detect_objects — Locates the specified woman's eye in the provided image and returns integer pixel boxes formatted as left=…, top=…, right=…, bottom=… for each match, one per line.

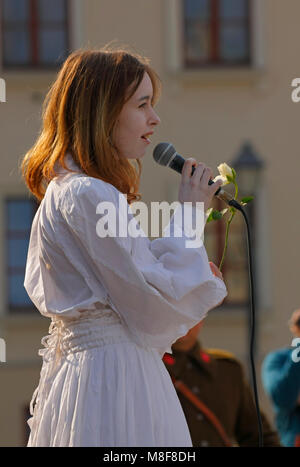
left=139, top=103, right=147, bottom=108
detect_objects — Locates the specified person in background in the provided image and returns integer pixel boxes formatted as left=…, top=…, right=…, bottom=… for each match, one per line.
left=163, top=282, right=281, bottom=447
left=262, top=309, right=300, bottom=447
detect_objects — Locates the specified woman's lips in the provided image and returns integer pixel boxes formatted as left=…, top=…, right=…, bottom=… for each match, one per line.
left=141, top=136, right=151, bottom=144
left=141, top=132, right=153, bottom=144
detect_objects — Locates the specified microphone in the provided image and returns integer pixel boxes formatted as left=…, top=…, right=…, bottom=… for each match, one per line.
left=153, top=142, right=240, bottom=208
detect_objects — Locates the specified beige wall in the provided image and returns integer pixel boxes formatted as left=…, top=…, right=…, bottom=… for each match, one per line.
left=0, top=0, right=299, bottom=445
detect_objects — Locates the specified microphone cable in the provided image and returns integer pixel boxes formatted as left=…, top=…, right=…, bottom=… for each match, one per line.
left=228, top=199, right=264, bottom=447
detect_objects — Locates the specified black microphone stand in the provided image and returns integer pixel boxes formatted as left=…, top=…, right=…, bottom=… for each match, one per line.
left=228, top=199, right=264, bottom=448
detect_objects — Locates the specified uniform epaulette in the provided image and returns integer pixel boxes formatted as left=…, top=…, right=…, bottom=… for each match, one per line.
left=206, top=348, right=237, bottom=361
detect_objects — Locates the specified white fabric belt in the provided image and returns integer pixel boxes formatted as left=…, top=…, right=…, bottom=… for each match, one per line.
left=39, top=306, right=133, bottom=363
left=29, top=306, right=133, bottom=426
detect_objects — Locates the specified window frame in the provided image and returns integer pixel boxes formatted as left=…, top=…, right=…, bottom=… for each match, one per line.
left=0, top=0, right=71, bottom=70
left=5, top=196, right=39, bottom=313
left=182, top=0, right=252, bottom=69
left=163, top=0, right=265, bottom=83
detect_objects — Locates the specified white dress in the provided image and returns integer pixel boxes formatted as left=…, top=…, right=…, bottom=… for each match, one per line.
left=25, top=153, right=227, bottom=447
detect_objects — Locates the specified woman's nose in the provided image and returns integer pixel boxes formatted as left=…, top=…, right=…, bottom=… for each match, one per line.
left=150, top=108, right=161, bottom=126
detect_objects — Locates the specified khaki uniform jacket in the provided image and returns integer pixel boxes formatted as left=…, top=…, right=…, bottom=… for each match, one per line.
left=163, top=341, right=281, bottom=447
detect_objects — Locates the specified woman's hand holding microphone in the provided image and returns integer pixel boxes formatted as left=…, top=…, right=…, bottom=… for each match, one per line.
left=178, top=158, right=225, bottom=290
left=178, top=158, right=223, bottom=212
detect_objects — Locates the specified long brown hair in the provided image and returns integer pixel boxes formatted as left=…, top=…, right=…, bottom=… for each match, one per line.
left=21, top=46, right=161, bottom=204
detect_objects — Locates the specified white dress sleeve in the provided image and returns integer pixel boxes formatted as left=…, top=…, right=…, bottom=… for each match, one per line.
left=59, top=177, right=227, bottom=356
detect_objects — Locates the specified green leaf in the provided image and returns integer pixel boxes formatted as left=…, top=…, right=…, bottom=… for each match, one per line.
left=212, top=210, right=223, bottom=220
left=241, top=196, right=254, bottom=204
left=226, top=175, right=234, bottom=184
left=207, top=208, right=229, bottom=223
left=206, top=208, right=214, bottom=223
left=231, top=167, right=237, bottom=180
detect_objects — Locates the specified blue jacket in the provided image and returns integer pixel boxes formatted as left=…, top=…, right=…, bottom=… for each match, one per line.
left=262, top=347, right=300, bottom=447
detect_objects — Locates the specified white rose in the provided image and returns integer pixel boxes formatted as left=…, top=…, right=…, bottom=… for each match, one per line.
left=217, top=162, right=232, bottom=178
left=213, top=163, right=233, bottom=186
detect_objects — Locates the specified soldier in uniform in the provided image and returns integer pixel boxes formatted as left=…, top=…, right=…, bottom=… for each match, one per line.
left=163, top=320, right=281, bottom=447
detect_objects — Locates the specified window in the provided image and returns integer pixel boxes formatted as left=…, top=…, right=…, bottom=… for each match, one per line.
left=5, top=197, right=38, bottom=312
left=204, top=197, right=254, bottom=307
left=1, top=0, right=70, bottom=69
left=183, top=0, right=251, bottom=68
